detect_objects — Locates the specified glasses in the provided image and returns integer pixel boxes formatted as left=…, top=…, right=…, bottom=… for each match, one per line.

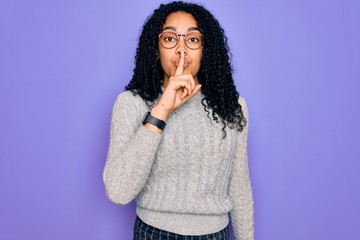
left=158, top=31, right=203, bottom=50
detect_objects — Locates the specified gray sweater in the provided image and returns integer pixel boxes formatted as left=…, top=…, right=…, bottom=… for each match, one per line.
left=103, top=90, right=254, bottom=240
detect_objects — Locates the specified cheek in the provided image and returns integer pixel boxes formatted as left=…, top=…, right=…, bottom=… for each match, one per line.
left=159, top=54, right=174, bottom=76
left=194, top=52, right=202, bottom=70
left=159, top=56, right=170, bottom=70
left=158, top=49, right=171, bottom=66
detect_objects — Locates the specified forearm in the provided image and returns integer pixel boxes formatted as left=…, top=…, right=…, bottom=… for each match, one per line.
left=103, top=125, right=162, bottom=205
left=102, top=92, right=163, bottom=205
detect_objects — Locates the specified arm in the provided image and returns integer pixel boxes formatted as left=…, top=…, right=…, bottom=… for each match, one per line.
left=102, top=92, right=163, bottom=205
left=229, top=97, right=254, bottom=240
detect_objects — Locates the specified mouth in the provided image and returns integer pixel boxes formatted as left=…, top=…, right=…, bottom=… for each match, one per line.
left=174, top=60, right=189, bottom=68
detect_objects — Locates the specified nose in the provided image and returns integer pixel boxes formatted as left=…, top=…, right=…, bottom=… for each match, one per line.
left=176, top=35, right=188, bottom=56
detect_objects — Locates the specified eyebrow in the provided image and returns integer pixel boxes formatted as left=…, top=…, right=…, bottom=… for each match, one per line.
left=162, top=26, right=201, bottom=32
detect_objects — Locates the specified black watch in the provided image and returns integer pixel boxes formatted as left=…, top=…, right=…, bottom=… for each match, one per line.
left=142, top=111, right=166, bottom=131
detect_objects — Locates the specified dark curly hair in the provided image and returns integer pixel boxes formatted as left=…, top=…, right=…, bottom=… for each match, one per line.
left=125, top=1, right=247, bottom=136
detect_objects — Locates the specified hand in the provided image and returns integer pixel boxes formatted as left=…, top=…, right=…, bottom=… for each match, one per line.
left=155, top=50, right=202, bottom=115
left=144, top=50, right=201, bottom=133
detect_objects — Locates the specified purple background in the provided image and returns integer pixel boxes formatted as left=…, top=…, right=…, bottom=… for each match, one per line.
left=1, top=0, right=359, bottom=239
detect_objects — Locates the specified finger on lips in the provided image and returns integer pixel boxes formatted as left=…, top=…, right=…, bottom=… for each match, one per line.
left=175, top=50, right=185, bottom=76
left=172, top=50, right=199, bottom=100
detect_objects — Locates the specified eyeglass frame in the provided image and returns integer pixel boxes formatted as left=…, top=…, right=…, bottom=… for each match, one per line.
left=158, top=30, right=203, bottom=50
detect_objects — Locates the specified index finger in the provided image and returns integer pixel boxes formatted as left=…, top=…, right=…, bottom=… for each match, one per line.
left=175, top=50, right=185, bottom=76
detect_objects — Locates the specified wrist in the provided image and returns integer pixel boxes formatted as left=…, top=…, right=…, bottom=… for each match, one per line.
left=143, top=111, right=166, bottom=133
left=151, top=103, right=171, bottom=121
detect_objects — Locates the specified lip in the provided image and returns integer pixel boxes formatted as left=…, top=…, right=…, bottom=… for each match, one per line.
left=174, top=60, right=190, bottom=68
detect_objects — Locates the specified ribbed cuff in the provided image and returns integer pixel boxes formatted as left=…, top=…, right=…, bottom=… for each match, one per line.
left=136, top=207, right=229, bottom=236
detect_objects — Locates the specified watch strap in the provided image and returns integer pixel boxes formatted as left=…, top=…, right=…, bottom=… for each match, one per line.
left=143, top=111, right=166, bottom=130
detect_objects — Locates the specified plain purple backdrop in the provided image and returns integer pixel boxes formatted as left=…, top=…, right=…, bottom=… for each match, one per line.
left=1, top=0, right=359, bottom=239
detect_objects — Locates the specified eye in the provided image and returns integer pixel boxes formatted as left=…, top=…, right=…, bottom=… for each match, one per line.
left=160, top=32, right=178, bottom=42
left=188, top=37, right=199, bottom=43
left=186, top=33, right=202, bottom=44
left=164, top=36, right=176, bottom=42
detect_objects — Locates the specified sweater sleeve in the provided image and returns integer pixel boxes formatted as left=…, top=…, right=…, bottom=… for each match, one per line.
left=103, top=92, right=163, bottom=205
left=229, top=97, right=254, bottom=240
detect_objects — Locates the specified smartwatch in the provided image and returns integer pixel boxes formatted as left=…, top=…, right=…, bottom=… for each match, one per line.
left=142, top=111, right=166, bottom=131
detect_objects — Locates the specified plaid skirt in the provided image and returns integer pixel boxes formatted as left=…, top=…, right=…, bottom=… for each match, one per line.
left=133, top=216, right=229, bottom=240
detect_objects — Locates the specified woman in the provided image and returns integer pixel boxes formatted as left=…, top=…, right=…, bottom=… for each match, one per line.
left=103, top=1, right=254, bottom=239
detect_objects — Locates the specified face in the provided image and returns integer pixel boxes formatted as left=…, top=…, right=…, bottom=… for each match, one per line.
left=158, top=11, right=202, bottom=86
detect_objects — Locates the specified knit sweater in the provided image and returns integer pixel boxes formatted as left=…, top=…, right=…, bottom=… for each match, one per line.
left=103, top=90, right=254, bottom=240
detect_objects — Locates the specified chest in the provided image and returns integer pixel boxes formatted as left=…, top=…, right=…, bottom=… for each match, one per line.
left=154, top=107, right=236, bottom=173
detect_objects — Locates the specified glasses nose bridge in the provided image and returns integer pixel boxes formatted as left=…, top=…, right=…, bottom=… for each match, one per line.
left=176, top=33, right=187, bottom=47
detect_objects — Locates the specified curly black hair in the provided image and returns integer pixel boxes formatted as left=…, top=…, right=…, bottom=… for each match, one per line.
left=125, top=1, right=247, bottom=136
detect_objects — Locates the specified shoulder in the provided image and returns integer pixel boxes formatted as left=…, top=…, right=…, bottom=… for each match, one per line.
left=113, top=91, right=147, bottom=108
left=112, top=91, right=149, bottom=117
left=115, top=90, right=143, bottom=103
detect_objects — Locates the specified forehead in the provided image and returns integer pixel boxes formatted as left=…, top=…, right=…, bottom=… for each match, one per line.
left=163, top=11, right=198, bottom=31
